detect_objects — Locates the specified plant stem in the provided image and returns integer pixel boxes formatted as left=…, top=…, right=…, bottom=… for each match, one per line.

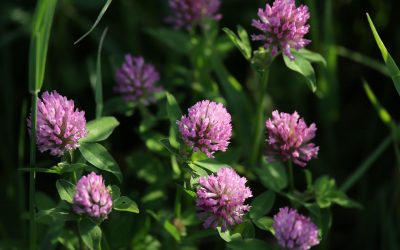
left=174, top=185, right=183, bottom=219
left=341, top=135, right=392, bottom=191
left=29, top=92, right=38, bottom=250
left=250, top=69, right=269, bottom=165
left=18, top=100, right=27, bottom=243
left=288, top=161, right=295, bottom=193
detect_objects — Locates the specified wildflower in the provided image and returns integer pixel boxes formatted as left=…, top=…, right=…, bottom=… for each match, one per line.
left=273, top=207, right=320, bottom=250
left=265, top=110, right=319, bottom=167
left=177, top=100, right=232, bottom=158
left=73, top=172, right=113, bottom=219
left=251, top=0, right=310, bottom=60
left=114, top=55, right=161, bottom=105
left=27, top=91, right=87, bottom=157
left=166, top=0, right=222, bottom=30
left=196, top=167, right=252, bottom=231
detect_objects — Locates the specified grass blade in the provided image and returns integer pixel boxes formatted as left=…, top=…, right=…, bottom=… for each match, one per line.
left=340, top=135, right=392, bottom=191
left=74, top=0, right=112, bottom=45
left=95, top=27, right=108, bottom=118
left=336, top=46, right=389, bottom=77
left=28, top=0, right=57, bottom=93
left=366, top=13, right=400, bottom=96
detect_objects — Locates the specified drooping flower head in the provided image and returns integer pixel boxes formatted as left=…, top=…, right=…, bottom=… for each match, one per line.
left=196, top=167, right=252, bottom=231
left=251, top=0, right=310, bottom=60
left=114, top=55, right=161, bottom=105
left=265, top=110, right=319, bottom=167
left=273, top=207, right=320, bottom=250
left=177, top=100, right=232, bottom=158
left=166, top=0, right=222, bottom=30
left=73, top=172, right=113, bottom=219
left=27, top=91, right=87, bottom=157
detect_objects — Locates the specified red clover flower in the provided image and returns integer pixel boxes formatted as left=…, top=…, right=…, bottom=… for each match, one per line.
left=251, top=0, right=310, bottom=60
left=166, top=0, right=222, bottom=30
left=265, top=110, right=319, bottom=167
left=273, top=207, right=320, bottom=250
left=177, top=100, right=232, bottom=158
left=196, top=167, right=252, bottom=231
left=27, top=91, right=87, bottom=157
left=73, top=172, right=113, bottom=219
left=114, top=55, right=161, bottom=105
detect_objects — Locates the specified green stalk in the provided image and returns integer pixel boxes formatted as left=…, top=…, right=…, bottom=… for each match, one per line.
left=17, top=100, right=27, bottom=244
left=174, top=186, right=183, bottom=219
left=341, top=135, right=392, bottom=191
left=250, top=69, right=269, bottom=166
left=288, top=161, right=295, bottom=193
left=29, top=92, right=38, bottom=250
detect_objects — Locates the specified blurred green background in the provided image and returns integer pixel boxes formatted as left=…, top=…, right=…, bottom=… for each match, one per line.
left=1, top=0, right=400, bottom=249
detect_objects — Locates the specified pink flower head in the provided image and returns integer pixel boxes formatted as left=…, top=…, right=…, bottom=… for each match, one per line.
left=196, top=167, right=252, bottom=231
left=73, top=172, right=113, bottom=219
left=114, top=55, right=161, bottom=105
left=273, top=207, right=320, bottom=250
left=265, top=110, right=319, bottom=167
left=166, top=0, right=222, bottom=30
left=27, top=91, right=87, bottom=157
left=177, top=100, right=232, bottom=158
left=251, top=0, right=310, bottom=60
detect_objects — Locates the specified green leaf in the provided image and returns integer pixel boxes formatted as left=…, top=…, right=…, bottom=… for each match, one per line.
left=250, top=191, right=276, bottom=220
left=335, top=46, right=389, bottom=76
left=233, top=221, right=255, bottom=239
left=255, top=161, right=287, bottom=191
left=74, top=0, right=112, bottom=44
left=192, top=158, right=228, bottom=173
left=367, top=13, right=400, bottom=96
left=81, top=116, right=120, bottom=143
left=109, top=185, right=120, bottom=201
left=36, top=206, right=78, bottom=224
left=163, top=220, right=181, bottom=242
left=314, top=175, right=361, bottom=209
left=146, top=28, right=190, bottom=55
left=329, top=191, right=362, bottom=209
left=58, top=163, right=94, bottom=174
left=212, top=57, right=253, bottom=158
left=293, top=49, right=327, bottom=66
left=217, top=227, right=242, bottom=242
left=160, top=138, right=179, bottom=156
left=284, top=53, right=317, bottom=92
left=166, top=92, right=182, bottom=148
left=56, top=179, right=76, bottom=204
left=253, top=217, right=274, bottom=233
left=227, top=239, right=271, bottom=250
left=35, top=192, right=56, bottom=210
left=363, top=81, right=393, bottom=126
left=19, top=167, right=61, bottom=174
left=103, top=97, right=136, bottom=116
left=223, top=26, right=252, bottom=60
left=79, top=218, right=102, bottom=250
left=113, top=196, right=139, bottom=213
left=29, top=0, right=57, bottom=92
left=79, top=142, right=122, bottom=183
left=94, top=27, right=108, bottom=119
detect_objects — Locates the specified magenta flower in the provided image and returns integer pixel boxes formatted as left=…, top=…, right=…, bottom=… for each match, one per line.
left=166, top=0, right=222, bottom=30
left=196, top=167, right=252, bottom=231
left=114, top=55, right=161, bottom=105
left=27, top=91, right=87, bottom=157
left=73, top=172, right=113, bottom=219
left=273, top=207, right=320, bottom=250
left=251, top=0, right=310, bottom=60
left=177, top=100, right=232, bottom=158
left=265, top=111, right=319, bottom=167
